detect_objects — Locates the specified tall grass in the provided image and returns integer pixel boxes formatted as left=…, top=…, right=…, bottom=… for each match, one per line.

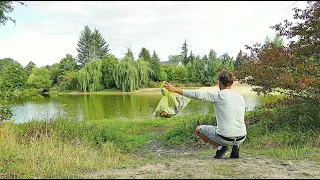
left=0, top=96, right=319, bottom=178
left=0, top=122, right=127, bottom=178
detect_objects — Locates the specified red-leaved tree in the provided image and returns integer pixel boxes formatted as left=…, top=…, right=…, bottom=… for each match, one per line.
left=235, top=1, right=320, bottom=102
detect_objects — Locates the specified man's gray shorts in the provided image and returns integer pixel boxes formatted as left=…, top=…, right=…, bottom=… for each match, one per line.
left=199, top=125, right=246, bottom=146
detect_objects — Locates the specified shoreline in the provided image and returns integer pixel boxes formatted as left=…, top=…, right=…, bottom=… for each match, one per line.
left=59, top=81, right=261, bottom=96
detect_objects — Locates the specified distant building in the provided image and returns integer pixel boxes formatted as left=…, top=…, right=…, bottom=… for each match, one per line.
left=160, top=60, right=183, bottom=67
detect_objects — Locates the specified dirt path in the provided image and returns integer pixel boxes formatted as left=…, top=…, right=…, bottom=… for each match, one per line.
left=84, top=145, right=320, bottom=179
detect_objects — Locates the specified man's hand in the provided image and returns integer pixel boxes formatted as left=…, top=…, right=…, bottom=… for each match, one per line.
left=164, top=82, right=175, bottom=92
left=164, top=82, right=183, bottom=95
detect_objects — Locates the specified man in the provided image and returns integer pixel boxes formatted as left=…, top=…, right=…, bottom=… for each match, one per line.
left=164, top=70, right=247, bottom=159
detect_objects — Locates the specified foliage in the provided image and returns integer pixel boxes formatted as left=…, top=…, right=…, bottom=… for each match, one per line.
left=219, top=53, right=234, bottom=72
left=168, top=55, right=182, bottom=62
left=101, top=55, right=118, bottom=89
left=235, top=1, right=320, bottom=99
left=135, top=58, right=152, bottom=88
left=58, top=71, right=78, bottom=91
left=186, top=56, right=205, bottom=84
left=113, top=57, right=138, bottom=92
left=0, top=89, right=14, bottom=121
left=124, top=48, right=134, bottom=60
left=188, top=50, right=195, bottom=64
left=181, top=39, right=189, bottom=65
left=0, top=1, right=26, bottom=26
left=91, top=28, right=110, bottom=60
left=77, top=60, right=104, bottom=92
left=160, top=64, right=175, bottom=82
left=159, top=71, right=168, bottom=82
left=24, top=61, right=36, bottom=77
left=47, top=63, right=60, bottom=85
left=0, top=58, right=27, bottom=92
left=138, top=47, right=151, bottom=61
left=76, top=26, right=110, bottom=67
left=150, top=51, right=161, bottom=81
left=264, top=35, right=284, bottom=48
left=59, top=54, right=77, bottom=75
left=203, top=50, right=219, bottom=86
left=234, top=50, right=245, bottom=70
left=172, top=66, right=187, bottom=82
left=27, top=67, right=53, bottom=91
left=113, top=56, right=151, bottom=92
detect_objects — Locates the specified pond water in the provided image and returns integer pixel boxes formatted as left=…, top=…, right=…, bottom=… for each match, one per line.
left=9, top=87, right=282, bottom=124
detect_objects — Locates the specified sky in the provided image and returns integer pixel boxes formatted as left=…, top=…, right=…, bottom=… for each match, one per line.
left=0, top=1, right=308, bottom=67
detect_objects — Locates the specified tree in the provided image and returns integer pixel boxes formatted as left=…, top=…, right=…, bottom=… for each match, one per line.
left=203, top=50, right=220, bottom=86
left=235, top=1, right=320, bottom=98
left=113, top=57, right=139, bottom=92
left=159, top=71, right=168, bottom=82
left=76, top=26, right=93, bottom=66
left=27, top=67, right=53, bottom=91
left=186, top=55, right=205, bottom=83
left=0, top=58, right=26, bottom=91
left=219, top=53, right=234, bottom=71
left=188, top=50, right=195, bottom=64
left=101, top=55, right=119, bottom=89
left=77, top=60, right=104, bottom=92
left=172, top=66, right=187, bottom=82
left=209, top=49, right=217, bottom=61
left=135, top=58, right=152, bottom=88
left=272, top=35, right=284, bottom=48
left=150, top=50, right=161, bottom=82
left=180, top=39, right=188, bottom=65
left=264, top=35, right=284, bottom=49
left=92, top=28, right=110, bottom=60
left=234, top=50, right=245, bottom=70
left=76, top=26, right=110, bottom=67
left=160, top=64, right=175, bottom=82
left=59, top=71, right=78, bottom=91
left=59, top=54, right=77, bottom=75
left=24, top=61, right=36, bottom=77
left=125, top=48, right=134, bottom=60
left=47, top=63, right=60, bottom=85
left=138, top=47, right=151, bottom=61
left=168, top=55, right=182, bottom=62
left=0, top=1, right=26, bottom=26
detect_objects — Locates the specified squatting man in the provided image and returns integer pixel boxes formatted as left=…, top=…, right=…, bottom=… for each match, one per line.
left=164, top=70, right=247, bottom=159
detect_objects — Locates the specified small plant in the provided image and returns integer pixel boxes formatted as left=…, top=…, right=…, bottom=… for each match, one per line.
left=0, top=88, right=16, bottom=122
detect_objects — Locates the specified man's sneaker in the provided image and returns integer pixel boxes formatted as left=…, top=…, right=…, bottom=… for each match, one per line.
left=230, top=145, right=240, bottom=158
left=214, top=146, right=229, bottom=159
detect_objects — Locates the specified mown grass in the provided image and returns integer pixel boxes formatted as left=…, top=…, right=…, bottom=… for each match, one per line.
left=0, top=97, right=319, bottom=178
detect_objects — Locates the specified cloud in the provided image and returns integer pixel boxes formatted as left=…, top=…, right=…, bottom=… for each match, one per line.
left=0, top=1, right=308, bottom=67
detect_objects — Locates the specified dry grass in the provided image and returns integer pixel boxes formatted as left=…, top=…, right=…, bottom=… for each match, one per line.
left=0, top=123, right=127, bottom=178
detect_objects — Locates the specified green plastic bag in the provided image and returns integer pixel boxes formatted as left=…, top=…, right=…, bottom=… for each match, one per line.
left=153, top=81, right=191, bottom=118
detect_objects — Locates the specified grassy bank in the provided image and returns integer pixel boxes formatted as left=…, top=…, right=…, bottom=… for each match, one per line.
left=0, top=98, right=319, bottom=178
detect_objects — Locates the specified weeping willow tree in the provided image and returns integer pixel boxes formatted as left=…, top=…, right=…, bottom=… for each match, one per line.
left=77, top=60, right=103, bottom=92
left=135, top=58, right=152, bottom=88
left=113, top=57, right=139, bottom=92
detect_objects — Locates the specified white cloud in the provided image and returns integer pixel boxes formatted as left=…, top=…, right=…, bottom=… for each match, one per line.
left=0, top=1, right=308, bottom=67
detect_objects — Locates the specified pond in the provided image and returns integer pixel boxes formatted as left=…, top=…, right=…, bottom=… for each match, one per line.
left=9, top=87, right=282, bottom=124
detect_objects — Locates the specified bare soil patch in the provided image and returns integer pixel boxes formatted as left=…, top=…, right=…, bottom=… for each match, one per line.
left=84, top=144, right=320, bottom=179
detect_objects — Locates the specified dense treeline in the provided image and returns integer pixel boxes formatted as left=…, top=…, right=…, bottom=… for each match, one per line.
left=0, top=26, right=258, bottom=93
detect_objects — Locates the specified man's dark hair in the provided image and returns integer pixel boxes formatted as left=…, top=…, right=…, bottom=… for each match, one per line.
left=218, top=70, right=235, bottom=86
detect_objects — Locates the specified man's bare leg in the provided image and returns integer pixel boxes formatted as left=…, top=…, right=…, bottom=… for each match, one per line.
left=196, top=125, right=220, bottom=147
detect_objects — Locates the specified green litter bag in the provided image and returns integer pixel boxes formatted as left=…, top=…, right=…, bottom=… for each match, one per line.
left=153, top=81, right=191, bottom=118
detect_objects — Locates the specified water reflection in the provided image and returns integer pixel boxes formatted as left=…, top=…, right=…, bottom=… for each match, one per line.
left=10, top=92, right=282, bottom=123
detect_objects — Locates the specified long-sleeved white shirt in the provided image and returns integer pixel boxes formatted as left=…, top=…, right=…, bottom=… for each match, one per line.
left=183, top=89, right=247, bottom=137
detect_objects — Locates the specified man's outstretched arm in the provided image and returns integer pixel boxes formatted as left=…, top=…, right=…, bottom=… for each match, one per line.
left=164, top=82, right=183, bottom=95
left=164, top=82, right=218, bottom=102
